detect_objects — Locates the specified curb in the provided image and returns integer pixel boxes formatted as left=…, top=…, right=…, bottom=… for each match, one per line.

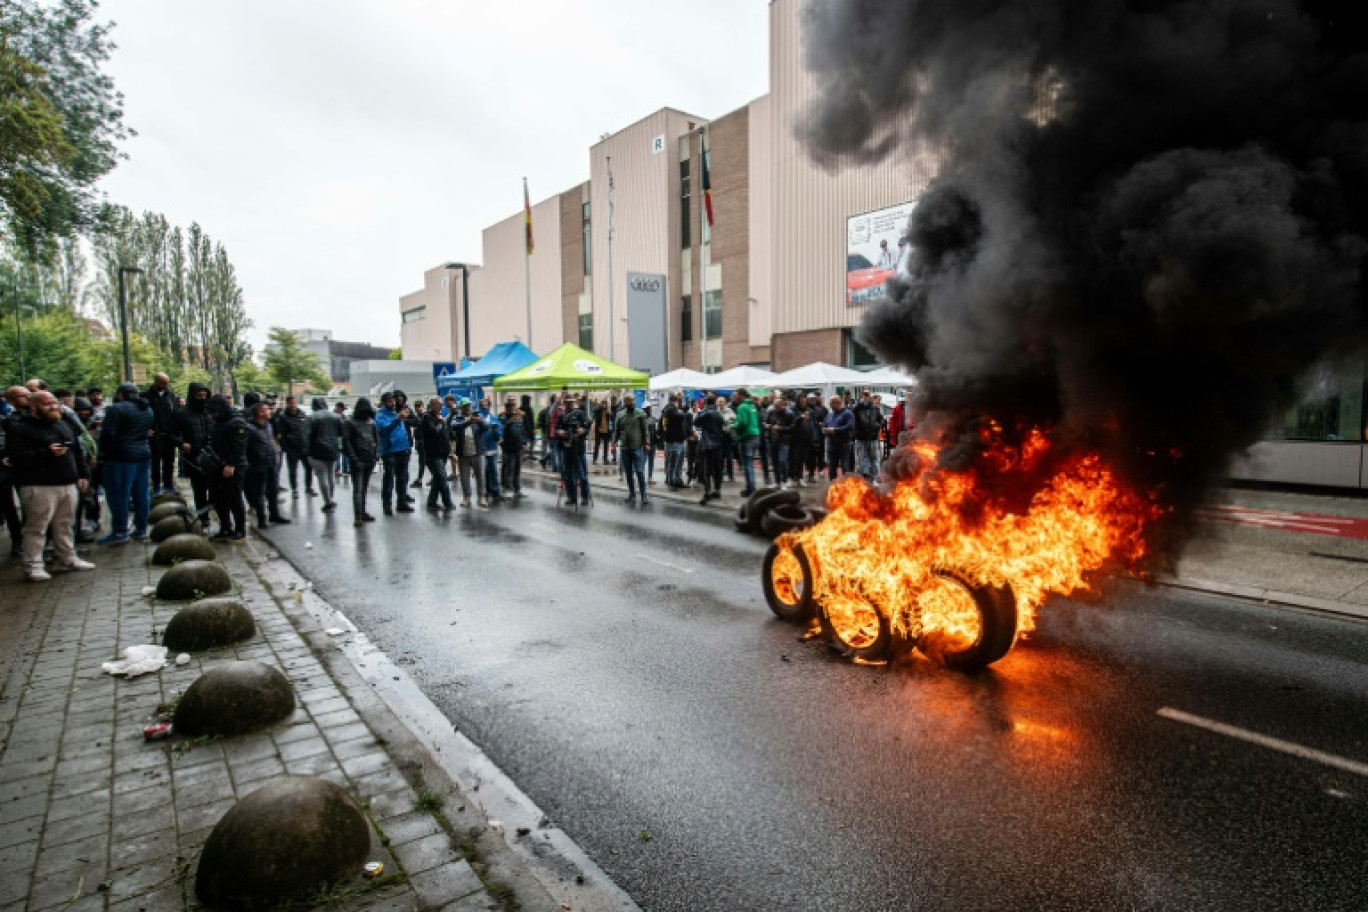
left=244, top=536, right=642, bottom=912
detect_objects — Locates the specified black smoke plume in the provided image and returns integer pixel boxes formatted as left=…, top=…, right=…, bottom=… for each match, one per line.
left=800, top=0, right=1368, bottom=566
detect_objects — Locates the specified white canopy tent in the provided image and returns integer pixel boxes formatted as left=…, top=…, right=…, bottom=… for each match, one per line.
left=648, top=367, right=714, bottom=391
left=860, top=366, right=918, bottom=387
left=768, top=361, right=869, bottom=389
left=707, top=365, right=778, bottom=388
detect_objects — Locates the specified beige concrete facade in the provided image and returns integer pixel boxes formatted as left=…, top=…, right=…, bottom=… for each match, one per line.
left=399, top=0, right=942, bottom=376
left=464, top=195, right=565, bottom=357
left=400, top=264, right=467, bottom=362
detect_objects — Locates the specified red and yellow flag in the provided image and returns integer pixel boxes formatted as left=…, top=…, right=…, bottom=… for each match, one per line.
left=702, top=146, right=714, bottom=228
left=523, top=178, right=534, bottom=255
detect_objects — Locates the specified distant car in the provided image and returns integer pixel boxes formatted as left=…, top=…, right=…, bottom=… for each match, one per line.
left=847, top=253, right=894, bottom=306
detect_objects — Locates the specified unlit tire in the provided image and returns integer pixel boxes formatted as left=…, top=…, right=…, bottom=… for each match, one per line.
left=761, top=541, right=815, bottom=623
left=747, top=488, right=800, bottom=527
left=760, top=503, right=817, bottom=537
left=733, top=503, right=754, bottom=533
left=919, top=571, right=1018, bottom=673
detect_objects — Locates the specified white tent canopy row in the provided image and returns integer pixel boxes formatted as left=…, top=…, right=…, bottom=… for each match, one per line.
left=646, top=362, right=916, bottom=393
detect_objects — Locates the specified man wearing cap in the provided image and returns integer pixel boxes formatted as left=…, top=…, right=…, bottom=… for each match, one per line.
left=6, top=390, right=96, bottom=580
left=97, top=382, right=154, bottom=544
left=374, top=392, right=415, bottom=515
left=448, top=398, right=486, bottom=508
left=555, top=393, right=590, bottom=506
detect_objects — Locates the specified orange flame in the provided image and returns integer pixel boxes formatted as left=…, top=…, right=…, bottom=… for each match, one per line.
left=781, top=428, right=1162, bottom=655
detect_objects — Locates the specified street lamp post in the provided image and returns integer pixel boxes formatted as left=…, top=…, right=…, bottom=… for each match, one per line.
left=117, top=266, right=142, bottom=383
left=13, top=286, right=26, bottom=384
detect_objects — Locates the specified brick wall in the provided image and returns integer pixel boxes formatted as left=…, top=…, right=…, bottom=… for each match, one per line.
left=772, top=328, right=843, bottom=371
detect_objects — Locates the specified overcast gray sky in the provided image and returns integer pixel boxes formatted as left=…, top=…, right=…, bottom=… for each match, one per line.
left=96, top=0, right=770, bottom=353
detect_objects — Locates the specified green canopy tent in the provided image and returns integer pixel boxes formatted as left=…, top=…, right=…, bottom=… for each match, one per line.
left=493, top=343, right=648, bottom=392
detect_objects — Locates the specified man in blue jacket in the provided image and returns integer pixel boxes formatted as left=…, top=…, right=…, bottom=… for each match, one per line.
left=478, top=397, right=503, bottom=502
left=374, top=392, right=415, bottom=515
left=97, top=382, right=153, bottom=544
left=822, top=395, right=856, bottom=482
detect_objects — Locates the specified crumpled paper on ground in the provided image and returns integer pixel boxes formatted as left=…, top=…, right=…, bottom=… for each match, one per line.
left=101, top=645, right=168, bottom=678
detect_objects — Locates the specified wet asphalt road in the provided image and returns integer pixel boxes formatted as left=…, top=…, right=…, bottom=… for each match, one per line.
left=261, top=474, right=1368, bottom=911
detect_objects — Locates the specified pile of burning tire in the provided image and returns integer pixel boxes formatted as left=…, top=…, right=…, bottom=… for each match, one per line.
left=761, top=535, right=1019, bottom=673
left=733, top=487, right=828, bottom=538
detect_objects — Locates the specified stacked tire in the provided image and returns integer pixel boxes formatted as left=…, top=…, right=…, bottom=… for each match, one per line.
left=733, top=487, right=823, bottom=538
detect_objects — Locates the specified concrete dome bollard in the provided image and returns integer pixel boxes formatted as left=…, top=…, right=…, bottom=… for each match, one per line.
left=151, top=491, right=188, bottom=509
left=155, top=559, right=232, bottom=601
left=150, top=510, right=203, bottom=543
left=162, top=599, right=256, bottom=651
left=173, top=661, right=295, bottom=736
left=149, top=500, right=193, bottom=525
left=151, top=534, right=217, bottom=566
left=195, top=776, right=371, bottom=909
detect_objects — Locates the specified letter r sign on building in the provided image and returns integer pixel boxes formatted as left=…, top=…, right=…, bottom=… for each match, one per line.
left=651, top=134, right=665, bottom=154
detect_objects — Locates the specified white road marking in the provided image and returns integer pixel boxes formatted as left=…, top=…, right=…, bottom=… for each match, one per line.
left=1158, top=707, right=1368, bottom=778
left=635, top=554, right=694, bottom=574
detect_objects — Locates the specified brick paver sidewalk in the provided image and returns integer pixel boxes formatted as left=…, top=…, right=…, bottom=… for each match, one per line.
left=0, top=533, right=542, bottom=911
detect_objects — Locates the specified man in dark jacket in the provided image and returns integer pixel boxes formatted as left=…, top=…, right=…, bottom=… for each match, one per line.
left=417, top=398, right=453, bottom=511
left=693, top=394, right=727, bottom=504
left=98, top=382, right=154, bottom=544
left=0, top=386, right=28, bottom=556
left=245, top=402, right=291, bottom=529
left=500, top=397, right=528, bottom=497
left=342, top=397, right=380, bottom=525
left=661, top=395, right=691, bottom=488
left=306, top=398, right=342, bottom=513
left=271, top=395, right=313, bottom=497
left=144, top=373, right=177, bottom=495
left=822, top=396, right=856, bottom=481
left=170, top=382, right=214, bottom=519
left=7, top=391, right=96, bottom=580
left=852, top=389, right=885, bottom=480
left=763, top=396, right=797, bottom=489
left=206, top=395, right=249, bottom=540
left=556, top=394, right=590, bottom=506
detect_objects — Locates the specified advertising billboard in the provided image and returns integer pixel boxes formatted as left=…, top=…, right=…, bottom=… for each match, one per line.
left=626, top=271, right=668, bottom=377
left=846, top=200, right=916, bottom=306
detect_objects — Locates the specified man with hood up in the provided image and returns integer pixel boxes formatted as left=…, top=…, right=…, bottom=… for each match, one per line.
left=341, top=397, right=379, bottom=525
left=170, top=382, right=214, bottom=519
left=144, top=372, right=177, bottom=496
left=206, top=394, right=249, bottom=540
left=97, top=382, right=154, bottom=544
left=306, top=397, right=342, bottom=513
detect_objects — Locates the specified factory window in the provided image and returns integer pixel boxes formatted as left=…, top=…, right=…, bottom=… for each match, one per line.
left=846, top=332, right=879, bottom=370
left=703, top=290, right=722, bottom=339
left=578, top=313, right=594, bottom=351
left=582, top=202, right=592, bottom=275
left=680, top=160, right=691, bottom=249
left=402, top=307, right=426, bottom=324
left=680, top=296, right=692, bottom=343
left=1270, top=356, right=1367, bottom=441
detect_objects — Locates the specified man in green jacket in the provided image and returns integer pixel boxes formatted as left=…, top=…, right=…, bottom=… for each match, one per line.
left=613, top=396, right=651, bottom=504
left=732, top=389, right=761, bottom=496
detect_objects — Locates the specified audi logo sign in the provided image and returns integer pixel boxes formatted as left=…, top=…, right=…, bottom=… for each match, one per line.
left=629, top=277, right=662, bottom=293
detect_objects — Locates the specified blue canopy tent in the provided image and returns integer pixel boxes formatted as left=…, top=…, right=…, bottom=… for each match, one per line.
left=436, top=341, right=539, bottom=398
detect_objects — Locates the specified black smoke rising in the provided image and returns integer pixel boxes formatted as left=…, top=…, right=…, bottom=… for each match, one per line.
left=800, top=0, right=1368, bottom=566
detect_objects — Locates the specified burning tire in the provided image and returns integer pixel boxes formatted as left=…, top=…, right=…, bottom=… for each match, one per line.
left=915, top=570, right=1018, bottom=672
left=760, top=503, right=818, bottom=537
left=818, top=594, right=892, bottom=662
left=762, top=541, right=816, bottom=623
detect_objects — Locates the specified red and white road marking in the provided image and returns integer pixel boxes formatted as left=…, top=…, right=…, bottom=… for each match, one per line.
left=1194, top=504, right=1368, bottom=539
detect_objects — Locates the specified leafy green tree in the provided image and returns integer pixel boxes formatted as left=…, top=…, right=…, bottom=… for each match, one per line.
left=231, top=359, right=269, bottom=398
left=0, top=306, right=88, bottom=387
left=261, top=328, right=327, bottom=397
left=0, top=0, right=129, bottom=254
left=387, top=348, right=402, bottom=360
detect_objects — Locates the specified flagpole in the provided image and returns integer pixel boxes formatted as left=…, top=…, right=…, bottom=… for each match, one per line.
left=523, top=177, right=533, bottom=351
left=607, top=155, right=616, bottom=363
left=698, top=126, right=708, bottom=372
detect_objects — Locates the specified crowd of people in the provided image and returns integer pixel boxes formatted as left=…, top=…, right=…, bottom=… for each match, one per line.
left=0, top=373, right=909, bottom=581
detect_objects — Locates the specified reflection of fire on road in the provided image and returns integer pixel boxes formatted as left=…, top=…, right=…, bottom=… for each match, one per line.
left=764, top=426, right=1161, bottom=671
